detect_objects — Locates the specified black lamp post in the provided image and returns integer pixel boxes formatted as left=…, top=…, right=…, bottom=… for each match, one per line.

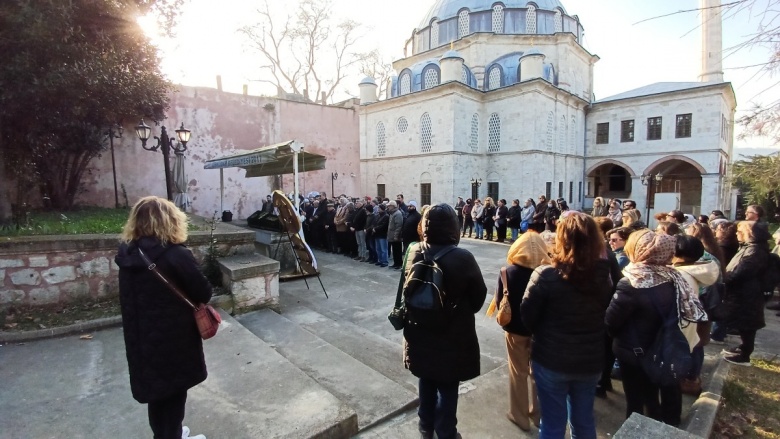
left=640, top=173, right=664, bottom=223
left=106, top=124, right=123, bottom=208
left=470, top=178, right=482, bottom=201
left=134, top=119, right=192, bottom=201
left=331, top=172, right=338, bottom=199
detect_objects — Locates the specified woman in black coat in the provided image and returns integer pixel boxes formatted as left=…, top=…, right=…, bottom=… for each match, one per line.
left=402, top=204, right=487, bottom=439
left=483, top=197, right=497, bottom=241
left=721, top=221, right=771, bottom=365
left=115, top=196, right=212, bottom=439
left=495, top=199, right=509, bottom=243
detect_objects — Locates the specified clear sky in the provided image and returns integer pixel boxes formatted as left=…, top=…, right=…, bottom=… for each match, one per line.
left=139, top=0, right=779, bottom=151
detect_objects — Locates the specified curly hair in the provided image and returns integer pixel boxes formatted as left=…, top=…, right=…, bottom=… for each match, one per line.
left=121, top=196, right=188, bottom=245
left=551, top=213, right=605, bottom=282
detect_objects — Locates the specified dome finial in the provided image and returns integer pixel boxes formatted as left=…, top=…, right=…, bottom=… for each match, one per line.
left=450, top=41, right=454, bottom=50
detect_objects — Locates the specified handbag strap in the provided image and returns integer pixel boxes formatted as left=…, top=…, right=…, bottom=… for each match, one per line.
left=137, top=247, right=198, bottom=311
left=500, top=266, right=509, bottom=297
left=393, top=242, right=416, bottom=308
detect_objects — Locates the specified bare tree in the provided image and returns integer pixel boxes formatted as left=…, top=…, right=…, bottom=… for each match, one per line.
left=359, top=50, right=395, bottom=100
left=240, top=0, right=372, bottom=104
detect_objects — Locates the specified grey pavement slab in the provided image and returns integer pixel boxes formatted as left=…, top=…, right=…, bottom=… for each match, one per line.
left=236, top=309, right=418, bottom=430
left=615, top=413, right=702, bottom=439
left=0, top=310, right=357, bottom=439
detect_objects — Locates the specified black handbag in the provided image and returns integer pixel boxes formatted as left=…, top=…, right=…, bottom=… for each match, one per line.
left=388, top=243, right=415, bottom=330
left=700, top=282, right=727, bottom=321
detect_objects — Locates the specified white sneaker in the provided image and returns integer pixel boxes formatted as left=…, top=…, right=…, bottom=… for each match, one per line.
left=182, top=426, right=190, bottom=439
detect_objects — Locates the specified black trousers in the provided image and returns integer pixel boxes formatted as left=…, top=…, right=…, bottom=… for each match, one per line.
left=390, top=241, right=403, bottom=266
left=496, top=223, right=507, bottom=242
left=738, top=329, right=757, bottom=357
left=598, top=334, right=615, bottom=390
left=148, top=390, right=187, bottom=439
left=619, top=360, right=681, bottom=427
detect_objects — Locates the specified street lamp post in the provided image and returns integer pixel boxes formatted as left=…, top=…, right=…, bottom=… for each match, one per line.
left=134, top=119, right=192, bottom=201
left=106, top=124, right=123, bottom=208
left=640, top=173, right=664, bottom=224
left=331, top=172, right=338, bottom=199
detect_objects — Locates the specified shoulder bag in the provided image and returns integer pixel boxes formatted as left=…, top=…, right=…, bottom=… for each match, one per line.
left=138, top=248, right=221, bottom=340
left=388, top=242, right=415, bottom=330
left=496, top=267, right=512, bottom=326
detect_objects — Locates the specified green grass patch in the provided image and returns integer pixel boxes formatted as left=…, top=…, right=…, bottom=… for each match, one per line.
left=714, top=358, right=780, bottom=438
left=0, top=206, right=202, bottom=237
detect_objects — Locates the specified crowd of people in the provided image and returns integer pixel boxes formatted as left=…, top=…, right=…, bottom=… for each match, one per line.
left=388, top=196, right=778, bottom=439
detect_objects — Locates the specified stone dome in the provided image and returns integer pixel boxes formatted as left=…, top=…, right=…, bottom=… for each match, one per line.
left=418, top=0, right=568, bottom=28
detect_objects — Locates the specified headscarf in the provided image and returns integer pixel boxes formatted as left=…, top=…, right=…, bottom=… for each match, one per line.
left=623, top=229, right=707, bottom=323
left=506, top=232, right=551, bottom=269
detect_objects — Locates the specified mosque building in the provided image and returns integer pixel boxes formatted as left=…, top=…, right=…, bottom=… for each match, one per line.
left=357, top=0, right=736, bottom=220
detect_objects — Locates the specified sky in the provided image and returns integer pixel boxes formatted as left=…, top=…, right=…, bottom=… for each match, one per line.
left=139, top=0, right=780, bottom=152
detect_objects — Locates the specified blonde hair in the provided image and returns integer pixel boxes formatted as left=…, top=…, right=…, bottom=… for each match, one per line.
left=484, top=197, right=495, bottom=208
left=121, top=196, right=189, bottom=244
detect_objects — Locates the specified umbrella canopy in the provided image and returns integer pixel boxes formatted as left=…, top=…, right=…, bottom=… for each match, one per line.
left=173, top=152, right=191, bottom=211
left=203, top=140, right=327, bottom=176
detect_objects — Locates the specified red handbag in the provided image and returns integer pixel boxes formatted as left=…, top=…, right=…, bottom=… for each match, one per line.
left=138, top=248, right=221, bottom=340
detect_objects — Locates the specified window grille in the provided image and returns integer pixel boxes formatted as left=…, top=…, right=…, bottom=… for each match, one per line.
left=377, top=122, right=386, bottom=157
left=621, top=120, right=635, bottom=143
left=420, top=183, right=432, bottom=206
left=546, top=112, right=554, bottom=151
left=461, top=65, right=469, bottom=84
left=676, top=113, right=692, bottom=138
left=492, top=5, right=504, bottom=33
left=647, top=116, right=662, bottom=140
left=470, top=114, right=479, bottom=152
left=400, top=73, right=411, bottom=95
left=526, top=5, right=537, bottom=34
left=596, top=122, right=609, bottom=144
left=554, top=10, right=562, bottom=32
left=397, top=117, right=408, bottom=133
left=431, top=21, right=439, bottom=48
left=420, top=113, right=433, bottom=153
left=458, top=10, right=470, bottom=38
left=488, top=66, right=501, bottom=90
left=423, top=68, right=439, bottom=89
left=488, top=113, right=501, bottom=153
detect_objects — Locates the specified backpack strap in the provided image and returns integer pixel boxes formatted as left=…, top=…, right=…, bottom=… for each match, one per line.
left=393, top=242, right=417, bottom=309
left=500, top=266, right=509, bottom=297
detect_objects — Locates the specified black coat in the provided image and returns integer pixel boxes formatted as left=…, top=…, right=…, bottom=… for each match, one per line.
left=402, top=209, right=422, bottom=245
left=483, top=206, right=496, bottom=228
left=402, top=243, right=487, bottom=382
left=724, top=236, right=771, bottom=331
left=496, top=265, right=533, bottom=336
left=115, top=237, right=212, bottom=403
left=372, top=211, right=389, bottom=238
left=532, top=203, right=547, bottom=224
left=520, top=261, right=612, bottom=375
left=605, top=279, right=676, bottom=366
left=507, top=206, right=521, bottom=228
left=495, top=205, right=508, bottom=227
left=351, top=207, right=367, bottom=231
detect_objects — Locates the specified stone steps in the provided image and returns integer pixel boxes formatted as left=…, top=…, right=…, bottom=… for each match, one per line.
left=236, top=308, right=418, bottom=431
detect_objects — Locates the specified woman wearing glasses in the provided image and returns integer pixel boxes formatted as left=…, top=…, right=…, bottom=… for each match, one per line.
left=608, top=227, right=631, bottom=270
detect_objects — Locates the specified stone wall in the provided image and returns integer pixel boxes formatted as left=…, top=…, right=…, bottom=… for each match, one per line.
left=0, top=223, right=255, bottom=307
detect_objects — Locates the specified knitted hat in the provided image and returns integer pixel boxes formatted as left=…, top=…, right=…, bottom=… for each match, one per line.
left=388, top=200, right=398, bottom=208
left=506, top=232, right=551, bottom=269
left=408, top=200, right=418, bottom=208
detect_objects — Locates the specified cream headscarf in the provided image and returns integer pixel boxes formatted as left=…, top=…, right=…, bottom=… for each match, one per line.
left=506, top=232, right=551, bottom=269
left=623, top=229, right=707, bottom=323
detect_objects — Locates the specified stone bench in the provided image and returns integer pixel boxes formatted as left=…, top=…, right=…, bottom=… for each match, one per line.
left=218, top=254, right=280, bottom=311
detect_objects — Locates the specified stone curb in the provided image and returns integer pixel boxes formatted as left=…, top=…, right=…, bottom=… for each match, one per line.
left=683, top=356, right=729, bottom=438
left=0, top=315, right=123, bottom=344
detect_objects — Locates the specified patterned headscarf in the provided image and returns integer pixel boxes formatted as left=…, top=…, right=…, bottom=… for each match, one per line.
left=623, top=230, right=707, bottom=323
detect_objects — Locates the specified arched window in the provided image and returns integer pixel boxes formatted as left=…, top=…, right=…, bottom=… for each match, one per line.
left=570, top=116, right=576, bottom=154
left=397, top=117, right=408, bottom=133
left=458, top=10, right=470, bottom=38
left=488, top=65, right=502, bottom=90
left=470, top=114, right=479, bottom=152
left=430, top=20, right=439, bottom=48
left=558, top=116, right=567, bottom=153
left=423, top=66, right=440, bottom=89
left=461, top=65, right=470, bottom=83
left=554, top=9, right=562, bottom=33
left=546, top=112, right=554, bottom=151
left=488, top=113, right=501, bottom=153
left=492, top=4, right=504, bottom=33
left=420, top=113, right=433, bottom=153
left=377, top=122, right=386, bottom=157
left=399, top=72, right=411, bottom=95
left=526, top=4, right=537, bottom=34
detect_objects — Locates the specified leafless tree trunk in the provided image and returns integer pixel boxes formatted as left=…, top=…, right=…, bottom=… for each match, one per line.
left=240, top=0, right=374, bottom=104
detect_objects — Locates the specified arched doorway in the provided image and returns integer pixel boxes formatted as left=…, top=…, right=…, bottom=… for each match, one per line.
left=587, top=162, right=634, bottom=200
left=644, top=158, right=704, bottom=216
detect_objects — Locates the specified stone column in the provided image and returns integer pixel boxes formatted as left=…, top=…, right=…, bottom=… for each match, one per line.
left=700, top=174, right=722, bottom=214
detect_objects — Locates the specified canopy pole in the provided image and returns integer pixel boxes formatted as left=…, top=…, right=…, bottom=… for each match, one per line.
left=220, top=169, right=224, bottom=213
left=291, top=141, right=303, bottom=217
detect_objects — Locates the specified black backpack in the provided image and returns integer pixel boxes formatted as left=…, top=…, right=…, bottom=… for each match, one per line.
left=402, top=244, right=457, bottom=331
left=640, top=294, right=694, bottom=387
left=760, top=252, right=780, bottom=293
